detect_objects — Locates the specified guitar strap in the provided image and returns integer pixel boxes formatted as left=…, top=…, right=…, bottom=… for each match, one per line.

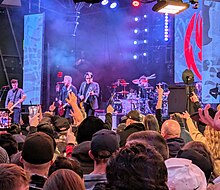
left=84, top=83, right=90, bottom=97
left=12, top=89, right=19, bottom=104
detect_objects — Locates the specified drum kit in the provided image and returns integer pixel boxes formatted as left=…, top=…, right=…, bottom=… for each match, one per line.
left=110, top=74, right=167, bottom=115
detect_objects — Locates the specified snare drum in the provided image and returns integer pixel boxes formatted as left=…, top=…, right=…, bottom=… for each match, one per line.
left=127, top=93, right=137, bottom=100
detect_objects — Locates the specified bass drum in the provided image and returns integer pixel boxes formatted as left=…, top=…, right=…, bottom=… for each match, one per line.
left=112, top=99, right=123, bottom=113
left=113, top=99, right=139, bottom=114
left=120, top=99, right=132, bottom=114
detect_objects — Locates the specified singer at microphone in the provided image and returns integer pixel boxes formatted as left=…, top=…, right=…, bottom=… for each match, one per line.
left=58, top=75, right=77, bottom=121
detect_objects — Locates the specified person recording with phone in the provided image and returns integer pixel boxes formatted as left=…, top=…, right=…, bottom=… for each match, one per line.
left=5, top=79, right=26, bottom=124
left=58, top=75, right=77, bottom=123
left=78, top=72, right=100, bottom=117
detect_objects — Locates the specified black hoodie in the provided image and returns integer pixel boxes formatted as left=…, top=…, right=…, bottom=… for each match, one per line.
left=166, top=137, right=185, bottom=158
left=118, top=123, right=145, bottom=147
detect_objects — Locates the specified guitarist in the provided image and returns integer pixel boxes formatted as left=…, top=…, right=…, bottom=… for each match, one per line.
left=58, top=75, right=77, bottom=122
left=78, top=72, right=100, bottom=117
left=5, top=79, right=26, bottom=124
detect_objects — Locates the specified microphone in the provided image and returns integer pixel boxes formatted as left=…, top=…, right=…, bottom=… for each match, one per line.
left=2, top=85, right=9, bottom=88
left=57, top=82, right=64, bottom=84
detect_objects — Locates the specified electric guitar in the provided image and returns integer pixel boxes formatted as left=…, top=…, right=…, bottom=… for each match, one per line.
left=58, top=102, right=69, bottom=117
left=7, top=100, right=21, bottom=115
left=84, top=91, right=92, bottom=103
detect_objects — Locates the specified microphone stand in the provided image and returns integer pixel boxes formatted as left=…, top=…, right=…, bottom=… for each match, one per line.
left=0, top=87, right=7, bottom=103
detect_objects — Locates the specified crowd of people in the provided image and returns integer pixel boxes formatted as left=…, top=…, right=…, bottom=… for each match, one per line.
left=0, top=74, right=220, bottom=190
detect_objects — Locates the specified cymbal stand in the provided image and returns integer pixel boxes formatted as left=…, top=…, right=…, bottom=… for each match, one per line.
left=0, top=88, right=7, bottom=102
left=107, top=88, right=117, bottom=106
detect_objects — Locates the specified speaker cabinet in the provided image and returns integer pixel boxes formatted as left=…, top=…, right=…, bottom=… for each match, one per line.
left=168, top=86, right=187, bottom=113
left=168, top=85, right=195, bottom=114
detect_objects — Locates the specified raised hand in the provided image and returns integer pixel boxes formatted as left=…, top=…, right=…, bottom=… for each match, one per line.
left=198, top=104, right=212, bottom=125
left=190, top=92, right=199, bottom=103
left=181, top=111, right=191, bottom=119
left=66, top=125, right=77, bottom=145
left=49, top=102, right=56, bottom=112
left=156, top=84, right=164, bottom=97
left=198, top=104, right=220, bottom=130
left=29, top=113, right=40, bottom=127
left=107, top=104, right=114, bottom=114
left=214, top=110, right=220, bottom=130
left=66, top=92, right=77, bottom=106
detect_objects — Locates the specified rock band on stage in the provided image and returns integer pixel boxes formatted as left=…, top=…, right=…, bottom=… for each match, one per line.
left=1, top=71, right=204, bottom=127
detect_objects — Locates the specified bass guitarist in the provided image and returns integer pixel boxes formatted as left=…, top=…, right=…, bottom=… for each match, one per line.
left=5, top=79, right=26, bottom=124
left=58, top=75, right=77, bottom=122
left=78, top=72, right=100, bottom=117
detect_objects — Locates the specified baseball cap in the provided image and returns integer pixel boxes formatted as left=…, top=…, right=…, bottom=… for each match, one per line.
left=22, top=132, right=55, bottom=164
left=52, top=116, right=70, bottom=132
left=165, top=158, right=207, bottom=190
left=177, top=149, right=213, bottom=181
left=91, top=129, right=119, bottom=158
left=190, top=108, right=217, bottom=126
left=122, top=110, right=142, bottom=122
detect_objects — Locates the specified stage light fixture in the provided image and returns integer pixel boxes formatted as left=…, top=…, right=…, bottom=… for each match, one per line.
left=73, top=0, right=102, bottom=4
left=152, top=0, right=189, bottom=14
left=134, top=17, right=139, bottom=22
left=134, top=29, right=139, bottom=34
left=132, top=0, right=140, bottom=7
left=133, top=55, right=138, bottom=59
left=110, top=2, right=118, bottom=9
left=101, top=0, right=109, bottom=5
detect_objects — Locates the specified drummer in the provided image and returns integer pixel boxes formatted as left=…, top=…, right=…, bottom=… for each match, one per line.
left=138, top=76, right=153, bottom=99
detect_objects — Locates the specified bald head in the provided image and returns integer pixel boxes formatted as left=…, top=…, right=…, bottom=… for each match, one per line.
left=161, top=119, right=181, bottom=139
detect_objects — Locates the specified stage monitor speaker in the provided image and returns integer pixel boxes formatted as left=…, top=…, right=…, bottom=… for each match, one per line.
left=168, top=86, right=187, bottom=113
left=95, top=112, right=124, bottom=131
left=0, top=0, right=21, bottom=7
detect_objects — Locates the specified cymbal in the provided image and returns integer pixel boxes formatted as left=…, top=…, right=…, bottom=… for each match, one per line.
left=112, top=79, right=129, bottom=86
left=132, top=79, right=148, bottom=85
left=132, top=79, right=139, bottom=84
left=144, top=86, right=153, bottom=90
left=117, top=91, right=129, bottom=94
left=157, top=82, right=167, bottom=85
left=120, top=82, right=129, bottom=86
left=133, top=74, right=156, bottom=85
left=112, top=82, right=119, bottom=86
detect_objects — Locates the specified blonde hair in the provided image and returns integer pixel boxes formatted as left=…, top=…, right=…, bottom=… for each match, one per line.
left=204, top=126, right=220, bottom=175
left=204, top=126, right=220, bottom=159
